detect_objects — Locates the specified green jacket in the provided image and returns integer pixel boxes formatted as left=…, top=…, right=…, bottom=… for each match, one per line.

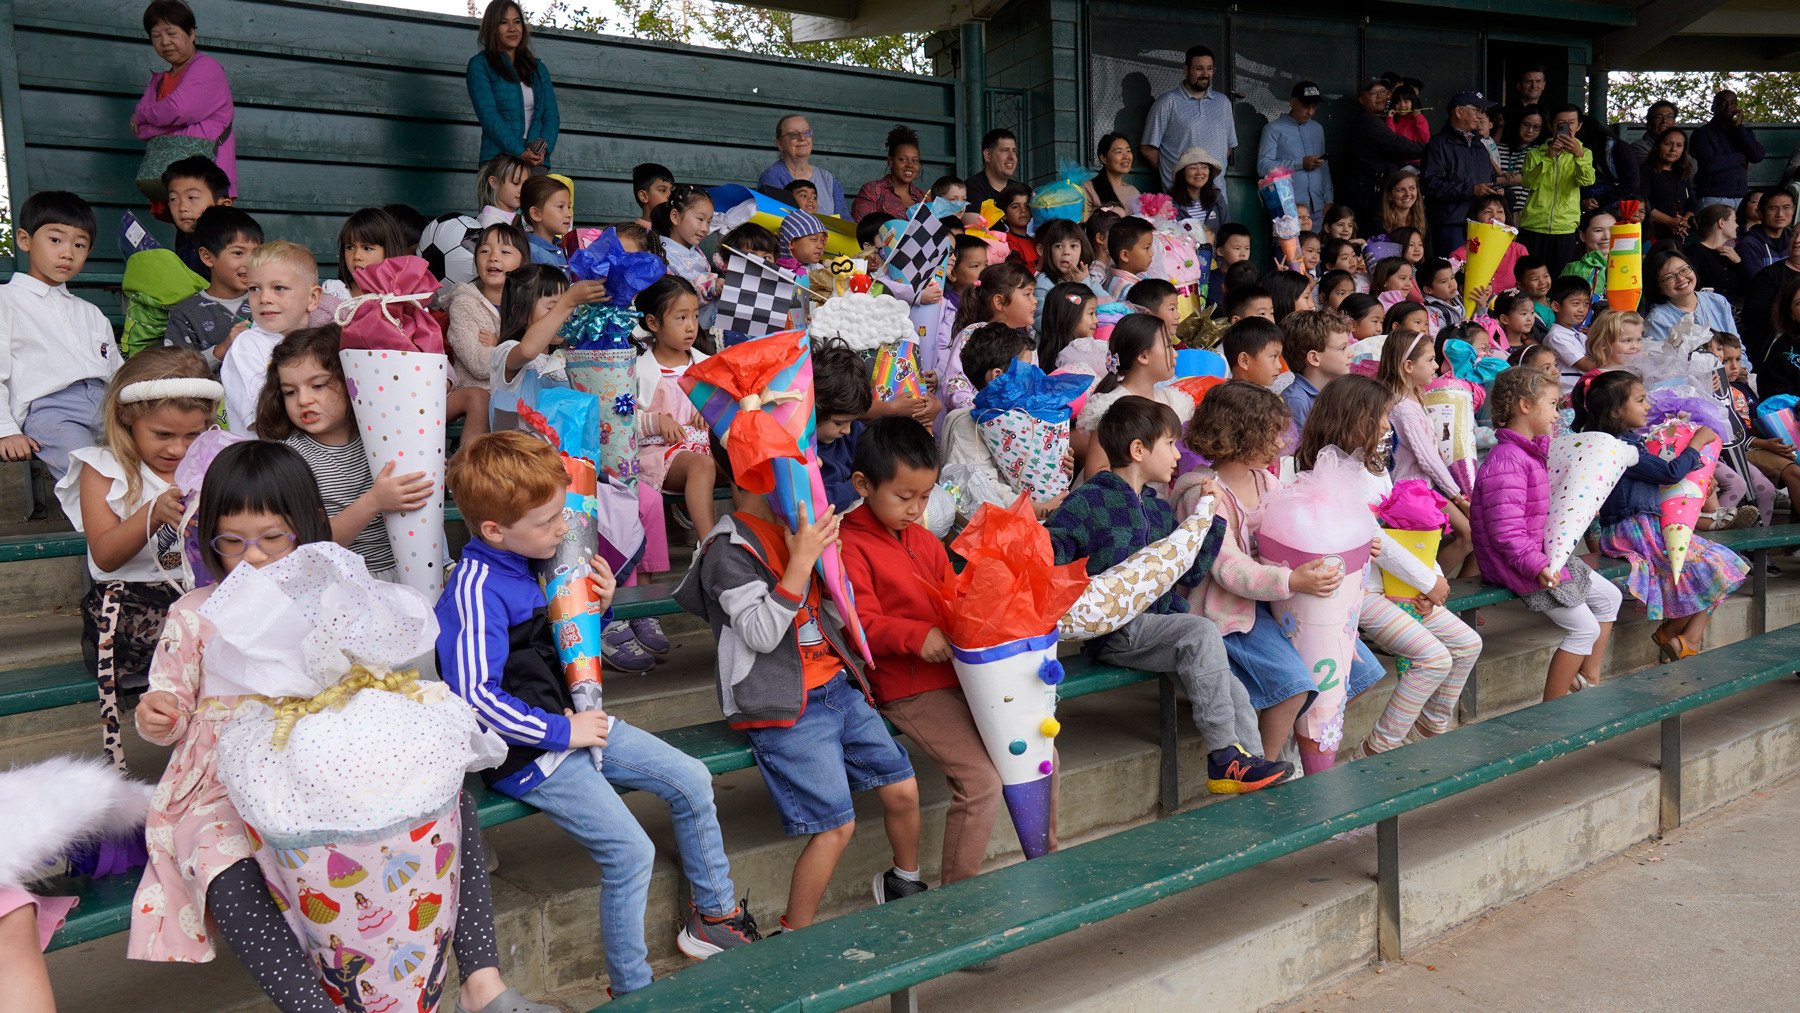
left=1519, top=146, right=1596, bottom=235
left=1561, top=249, right=1608, bottom=300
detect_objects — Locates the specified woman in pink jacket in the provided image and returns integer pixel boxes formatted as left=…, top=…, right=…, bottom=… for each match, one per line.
left=1471, top=366, right=1620, bottom=702
left=133, top=1, right=237, bottom=196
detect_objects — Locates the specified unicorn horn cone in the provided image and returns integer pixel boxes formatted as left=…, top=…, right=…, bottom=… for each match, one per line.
left=950, top=633, right=1062, bottom=858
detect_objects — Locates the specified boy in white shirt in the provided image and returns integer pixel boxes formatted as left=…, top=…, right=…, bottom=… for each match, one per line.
left=0, top=190, right=120, bottom=478
left=221, top=241, right=321, bottom=435
left=1542, top=274, right=1596, bottom=395
left=164, top=206, right=262, bottom=372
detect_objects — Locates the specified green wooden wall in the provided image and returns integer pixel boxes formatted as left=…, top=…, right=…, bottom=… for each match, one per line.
left=0, top=0, right=959, bottom=283
left=979, top=0, right=1084, bottom=185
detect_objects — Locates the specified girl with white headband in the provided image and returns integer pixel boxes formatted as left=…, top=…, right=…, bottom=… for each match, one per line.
left=53, top=346, right=222, bottom=769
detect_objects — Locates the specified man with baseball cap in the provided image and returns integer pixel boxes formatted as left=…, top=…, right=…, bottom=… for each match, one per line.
left=1257, top=80, right=1333, bottom=217
left=1422, top=88, right=1501, bottom=255
left=1347, top=77, right=1424, bottom=231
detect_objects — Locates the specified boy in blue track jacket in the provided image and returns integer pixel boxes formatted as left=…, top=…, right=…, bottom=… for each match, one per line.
left=435, top=432, right=760, bottom=995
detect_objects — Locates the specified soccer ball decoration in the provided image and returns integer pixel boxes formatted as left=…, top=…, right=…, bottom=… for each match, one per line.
left=416, top=212, right=479, bottom=285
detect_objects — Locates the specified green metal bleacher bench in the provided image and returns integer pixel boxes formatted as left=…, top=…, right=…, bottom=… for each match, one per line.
left=602, top=621, right=1800, bottom=1012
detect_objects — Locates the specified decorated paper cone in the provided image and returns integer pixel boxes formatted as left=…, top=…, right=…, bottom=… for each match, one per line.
left=977, top=413, right=1071, bottom=504
left=1260, top=536, right=1370, bottom=751
left=1757, top=406, right=1800, bottom=448
left=872, top=339, right=924, bottom=401
left=340, top=349, right=448, bottom=597
left=1606, top=207, right=1643, bottom=312
left=949, top=632, right=1062, bottom=858
left=1643, top=421, right=1719, bottom=580
left=1421, top=386, right=1477, bottom=496
left=1059, top=502, right=1218, bottom=641
left=534, top=454, right=607, bottom=767
left=1462, top=218, right=1520, bottom=317
left=1544, top=432, right=1639, bottom=575
left=1378, top=528, right=1441, bottom=599
left=564, top=348, right=641, bottom=488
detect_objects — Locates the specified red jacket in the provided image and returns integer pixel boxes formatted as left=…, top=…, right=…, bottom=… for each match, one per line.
left=839, top=505, right=958, bottom=704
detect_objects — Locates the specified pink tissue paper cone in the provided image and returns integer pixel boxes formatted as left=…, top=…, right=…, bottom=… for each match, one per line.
left=1642, top=420, right=1719, bottom=581
left=1543, top=433, right=1638, bottom=576
left=340, top=349, right=449, bottom=597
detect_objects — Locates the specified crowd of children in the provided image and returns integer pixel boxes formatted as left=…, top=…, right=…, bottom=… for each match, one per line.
left=1, top=46, right=1784, bottom=1012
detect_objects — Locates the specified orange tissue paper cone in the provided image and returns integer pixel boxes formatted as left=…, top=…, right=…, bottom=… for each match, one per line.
left=937, top=495, right=1089, bottom=650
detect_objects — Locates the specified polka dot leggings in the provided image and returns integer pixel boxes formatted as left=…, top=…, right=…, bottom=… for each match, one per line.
left=207, top=792, right=502, bottom=1012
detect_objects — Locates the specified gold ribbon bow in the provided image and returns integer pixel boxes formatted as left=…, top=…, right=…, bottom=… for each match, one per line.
left=244, top=666, right=425, bottom=750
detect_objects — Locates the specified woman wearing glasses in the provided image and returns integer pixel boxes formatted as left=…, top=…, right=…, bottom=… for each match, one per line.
left=758, top=114, right=848, bottom=217
left=1643, top=247, right=1740, bottom=343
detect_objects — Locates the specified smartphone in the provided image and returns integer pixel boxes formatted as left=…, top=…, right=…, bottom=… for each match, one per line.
left=1556, top=123, right=1572, bottom=137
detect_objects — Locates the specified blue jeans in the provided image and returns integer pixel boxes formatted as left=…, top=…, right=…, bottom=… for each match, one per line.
left=742, top=672, right=915, bottom=836
left=523, top=719, right=736, bottom=994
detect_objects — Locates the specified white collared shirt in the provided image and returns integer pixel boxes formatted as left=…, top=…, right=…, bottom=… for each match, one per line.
left=0, top=273, right=119, bottom=437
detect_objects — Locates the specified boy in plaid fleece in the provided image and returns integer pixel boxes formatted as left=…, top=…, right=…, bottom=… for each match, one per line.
left=1045, top=395, right=1292, bottom=793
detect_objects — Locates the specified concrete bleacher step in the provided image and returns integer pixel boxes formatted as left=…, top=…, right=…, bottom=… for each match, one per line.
left=0, top=610, right=84, bottom=672
left=46, top=579, right=1800, bottom=1011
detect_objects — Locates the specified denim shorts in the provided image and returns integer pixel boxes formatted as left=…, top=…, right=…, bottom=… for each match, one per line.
left=1223, top=603, right=1386, bottom=711
left=743, top=672, right=915, bottom=835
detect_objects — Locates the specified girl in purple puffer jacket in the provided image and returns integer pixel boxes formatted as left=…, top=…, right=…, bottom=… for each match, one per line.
left=1471, top=366, right=1621, bottom=701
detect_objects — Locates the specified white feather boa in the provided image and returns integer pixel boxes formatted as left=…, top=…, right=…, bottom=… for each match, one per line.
left=0, top=755, right=153, bottom=886
left=1076, top=384, right=1196, bottom=433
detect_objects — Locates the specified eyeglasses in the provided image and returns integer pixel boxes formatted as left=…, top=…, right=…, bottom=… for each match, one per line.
left=781, top=128, right=815, bottom=142
left=211, top=530, right=297, bottom=558
left=1658, top=265, right=1696, bottom=285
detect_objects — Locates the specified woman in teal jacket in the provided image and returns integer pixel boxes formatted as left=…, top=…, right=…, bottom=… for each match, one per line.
left=467, top=0, right=559, bottom=167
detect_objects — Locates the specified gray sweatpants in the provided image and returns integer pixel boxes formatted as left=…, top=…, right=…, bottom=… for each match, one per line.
left=21, top=377, right=106, bottom=480
left=1096, top=611, right=1264, bottom=756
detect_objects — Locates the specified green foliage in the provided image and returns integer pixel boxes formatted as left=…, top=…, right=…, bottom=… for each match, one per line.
left=535, top=0, right=930, bottom=75
left=1609, top=71, right=1800, bottom=124
left=0, top=203, right=13, bottom=259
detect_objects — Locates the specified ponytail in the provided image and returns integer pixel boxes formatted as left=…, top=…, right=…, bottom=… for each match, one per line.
left=951, top=260, right=1034, bottom=335
left=1094, top=312, right=1164, bottom=396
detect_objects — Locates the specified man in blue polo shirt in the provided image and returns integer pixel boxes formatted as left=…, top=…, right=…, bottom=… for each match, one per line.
left=1142, top=44, right=1235, bottom=217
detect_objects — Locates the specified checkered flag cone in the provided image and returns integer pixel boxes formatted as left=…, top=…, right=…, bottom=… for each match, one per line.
left=887, top=204, right=954, bottom=294
left=718, top=249, right=796, bottom=338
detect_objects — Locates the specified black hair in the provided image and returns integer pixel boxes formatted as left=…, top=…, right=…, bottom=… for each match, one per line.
left=813, top=338, right=874, bottom=419
left=382, top=204, right=429, bottom=252
left=1263, top=270, right=1313, bottom=323
left=709, top=429, right=736, bottom=489
left=474, top=220, right=530, bottom=259
left=851, top=416, right=938, bottom=487
left=1508, top=341, right=1554, bottom=367
left=1515, top=255, right=1550, bottom=279
left=1108, top=216, right=1155, bottom=261
left=928, top=174, right=963, bottom=196
left=1339, top=292, right=1383, bottom=326
left=1318, top=269, right=1356, bottom=307
left=1222, top=261, right=1262, bottom=293
left=498, top=264, right=569, bottom=345
left=1500, top=103, right=1545, bottom=148
left=1034, top=218, right=1095, bottom=283
left=1095, top=313, right=1166, bottom=395
left=961, top=323, right=1034, bottom=392
left=1321, top=238, right=1358, bottom=272
left=1641, top=248, right=1692, bottom=308
left=192, top=206, right=263, bottom=256
left=1571, top=367, right=1641, bottom=435
left=143, top=0, right=196, bottom=33
left=649, top=183, right=714, bottom=238
left=981, top=128, right=1017, bottom=152
left=634, top=274, right=700, bottom=324
left=18, top=190, right=96, bottom=239
left=1092, top=132, right=1132, bottom=207
left=884, top=124, right=921, bottom=156
left=337, top=208, right=411, bottom=283
left=1184, top=44, right=1215, bottom=65
left=1127, top=278, right=1178, bottom=311
left=997, top=181, right=1034, bottom=215
left=786, top=179, right=819, bottom=199
left=1097, top=395, right=1181, bottom=466
left=632, top=162, right=674, bottom=193
left=161, top=155, right=231, bottom=198
left=1548, top=273, right=1593, bottom=305
left=1491, top=290, right=1533, bottom=318
left=857, top=211, right=897, bottom=250
left=1383, top=300, right=1428, bottom=332
left=1418, top=257, right=1455, bottom=289
left=478, top=0, right=538, bottom=83
left=952, top=261, right=1034, bottom=334
left=1084, top=210, right=1120, bottom=256
left=720, top=222, right=778, bottom=260
left=195, top=441, right=333, bottom=581
left=1222, top=317, right=1284, bottom=366
left=1215, top=222, right=1252, bottom=247
left=1220, top=283, right=1271, bottom=319
left=1038, top=281, right=1098, bottom=369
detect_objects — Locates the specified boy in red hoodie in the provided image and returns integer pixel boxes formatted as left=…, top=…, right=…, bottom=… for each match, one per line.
left=840, top=416, right=1060, bottom=886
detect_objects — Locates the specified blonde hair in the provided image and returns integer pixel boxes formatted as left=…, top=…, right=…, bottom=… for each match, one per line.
left=102, top=346, right=217, bottom=505
left=1584, top=309, right=1644, bottom=367
left=248, top=239, right=319, bottom=284
left=446, top=431, right=567, bottom=530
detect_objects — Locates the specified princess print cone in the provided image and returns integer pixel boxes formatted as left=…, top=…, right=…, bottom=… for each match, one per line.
left=1544, top=432, right=1638, bottom=575
left=1462, top=218, right=1519, bottom=317
left=1643, top=419, right=1720, bottom=580
left=937, top=496, right=1088, bottom=857
left=334, top=256, right=449, bottom=598
left=1255, top=450, right=1375, bottom=752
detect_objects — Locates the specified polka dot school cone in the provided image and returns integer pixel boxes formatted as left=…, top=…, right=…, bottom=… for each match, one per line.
left=1544, top=432, right=1639, bottom=576
left=1643, top=419, right=1721, bottom=581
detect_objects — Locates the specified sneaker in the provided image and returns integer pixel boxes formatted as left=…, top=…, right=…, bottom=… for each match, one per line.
left=1728, top=505, right=1760, bottom=529
left=629, top=616, right=672, bottom=655
left=600, top=621, right=656, bottom=673
left=1767, top=562, right=1784, bottom=579
left=872, top=867, right=928, bottom=905
left=676, top=900, right=761, bottom=959
left=455, top=987, right=560, bottom=1013
left=1205, top=744, right=1292, bottom=794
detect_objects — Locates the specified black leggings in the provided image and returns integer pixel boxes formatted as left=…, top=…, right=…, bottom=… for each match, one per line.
left=207, top=792, right=501, bottom=1012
